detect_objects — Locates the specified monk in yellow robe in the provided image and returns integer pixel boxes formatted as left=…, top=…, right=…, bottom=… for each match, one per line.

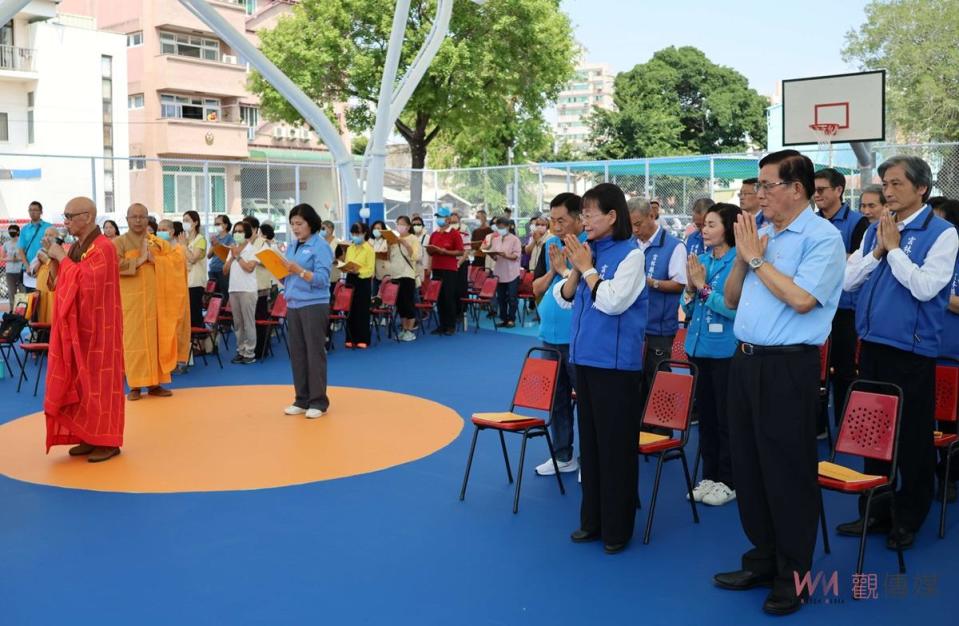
left=32, top=226, right=61, bottom=325
left=114, top=203, right=187, bottom=400
left=157, top=219, right=192, bottom=371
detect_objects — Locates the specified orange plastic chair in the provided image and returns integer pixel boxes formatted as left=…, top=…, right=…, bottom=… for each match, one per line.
left=460, top=347, right=564, bottom=513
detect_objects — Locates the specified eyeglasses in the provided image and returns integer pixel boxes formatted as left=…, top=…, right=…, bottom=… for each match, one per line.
left=737, top=191, right=756, bottom=198
left=63, top=211, right=89, bottom=221
left=755, top=181, right=793, bottom=193
left=813, top=186, right=834, bottom=195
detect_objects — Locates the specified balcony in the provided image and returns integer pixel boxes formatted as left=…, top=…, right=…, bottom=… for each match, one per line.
left=154, top=0, right=247, bottom=35
left=154, top=54, right=248, bottom=98
left=153, top=118, right=249, bottom=159
left=0, top=46, right=37, bottom=82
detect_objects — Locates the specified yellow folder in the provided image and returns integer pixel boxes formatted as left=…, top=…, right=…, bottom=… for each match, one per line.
left=255, top=248, right=291, bottom=281
left=212, top=244, right=230, bottom=262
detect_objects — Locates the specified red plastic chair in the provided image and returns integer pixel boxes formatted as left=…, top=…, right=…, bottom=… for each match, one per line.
left=461, top=276, right=499, bottom=332
left=934, top=363, right=959, bottom=538
left=671, top=328, right=689, bottom=362
left=255, top=293, right=289, bottom=358
left=638, top=360, right=700, bottom=544
left=517, top=270, right=536, bottom=324
left=460, top=347, right=565, bottom=513
left=202, top=278, right=220, bottom=308
left=468, top=266, right=489, bottom=294
left=415, top=278, right=442, bottom=334
left=819, top=338, right=834, bottom=450
left=216, top=299, right=234, bottom=350
left=328, top=283, right=354, bottom=350
left=818, top=380, right=905, bottom=575
left=190, top=296, right=223, bottom=368
left=16, top=342, right=49, bottom=396
left=370, top=281, right=400, bottom=342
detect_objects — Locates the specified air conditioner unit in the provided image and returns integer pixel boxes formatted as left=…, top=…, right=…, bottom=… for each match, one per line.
left=222, top=54, right=238, bottom=65
left=298, top=128, right=311, bottom=141
left=272, top=126, right=285, bottom=139
left=286, top=127, right=298, bottom=140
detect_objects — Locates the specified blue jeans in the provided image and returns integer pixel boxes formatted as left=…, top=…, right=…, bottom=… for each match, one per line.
left=543, top=341, right=577, bottom=462
left=497, top=278, right=519, bottom=323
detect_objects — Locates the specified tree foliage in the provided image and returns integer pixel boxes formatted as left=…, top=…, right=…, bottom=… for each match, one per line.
left=586, top=46, right=767, bottom=160
left=843, top=0, right=959, bottom=142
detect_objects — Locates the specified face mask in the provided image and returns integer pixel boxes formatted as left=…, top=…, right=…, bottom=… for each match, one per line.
left=8, top=231, right=17, bottom=238
left=233, top=233, right=246, bottom=244
left=351, top=234, right=364, bottom=245
left=413, top=224, right=423, bottom=234
left=397, top=224, right=409, bottom=235
left=157, top=231, right=172, bottom=241
left=449, top=222, right=460, bottom=231
left=183, top=222, right=193, bottom=234
left=495, top=227, right=509, bottom=237
left=436, top=218, right=447, bottom=228
left=372, top=229, right=382, bottom=239
left=535, top=225, right=548, bottom=233
left=324, top=229, right=333, bottom=238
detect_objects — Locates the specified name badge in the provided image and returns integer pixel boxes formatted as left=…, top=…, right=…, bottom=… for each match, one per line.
left=708, top=323, right=724, bottom=334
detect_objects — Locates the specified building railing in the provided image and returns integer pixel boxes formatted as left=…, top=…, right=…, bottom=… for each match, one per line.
left=0, top=45, right=35, bottom=72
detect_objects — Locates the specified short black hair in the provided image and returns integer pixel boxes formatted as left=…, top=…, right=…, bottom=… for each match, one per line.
left=289, top=203, right=322, bottom=233
left=183, top=210, right=201, bottom=228
left=371, top=220, right=386, bottom=231
left=742, top=178, right=758, bottom=186
left=927, top=196, right=949, bottom=210
left=549, top=192, right=582, bottom=219
left=29, top=201, right=42, bottom=211
left=243, top=215, right=260, bottom=230
left=215, top=214, right=232, bottom=229
left=350, top=221, right=369, bottom=239
left=758, top=149, right=815, bottom=199
left=411, top=215, right=424, bottom=226
left=102, top=219, right=119, bottom=234
left=233, top=221, right=253, bottom=238
left=581, top=183, right=632, bottom=241
left=814, top=168, right=847, bottom=196
left=260, top=223, right=275, bottom=240
left=494, top=216, right=511, bottom=227
left=8, top=224, right=20, bottom=235
left=147, top=216, right=158, bottom=233
left=172, top=221, right=184, bottom=237
left=706, top=202, right=742, bottom=248
left=935, top=199, right=959, bottom=229
left=878, top=155, right=933, bottom=203
left=396, top=215, right=412, bottom=228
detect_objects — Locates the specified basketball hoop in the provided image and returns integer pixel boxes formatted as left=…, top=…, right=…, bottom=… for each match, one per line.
left=809, top=123, right=839, bottom=153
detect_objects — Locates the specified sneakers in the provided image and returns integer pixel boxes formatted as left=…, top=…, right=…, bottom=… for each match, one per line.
left=702, top=482, right=736, bottom=506
left=284, top=405, right=307, bottom=415
left=230, top=355, right=244, bottom=364
left=305, top=408, right=325, bottom=419
left=688, top=479, right=716, bottom=502
left=535, top=457, right=579, bottom=476
left=398, top=330, right=417, bottom=342
left=240, top=356, right=256, bottom=365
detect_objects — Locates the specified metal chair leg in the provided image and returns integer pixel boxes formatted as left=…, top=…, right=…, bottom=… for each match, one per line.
left=498, top=430, right=513, bottom=483
left=941, top=447, right=954, bottom=539
left=643, top=453, right=666, bottom=544
left=543, top=429, right=565, bottom=496
left=819, top=487, right=831, bottom=554
left=889, top=491, right=906, bottom=574
left=691, top=444, right=701, bottom=485
left=856, top=491, right=873, bottom=576
left=512, top=431, right=530, bottom=514
left=32, top=353, right=45, bottom=396
left=459, top=426, right=481, bottom=501
left=680, top=450, right=699, bottom=524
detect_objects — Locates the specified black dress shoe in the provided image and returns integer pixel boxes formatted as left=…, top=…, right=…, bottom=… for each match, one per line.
left=430, top=328, right=444, bottom=336
left=836, top=517, right=890, bottom=537
left=713, top=569, right=774, bottom=590
left=603, top=542, right=627, bottom=554
left=570, top=529, right=600, bottom=543
left=763, top=591, right=801, bottom=616
left=886, top=527, right=915, bottom=550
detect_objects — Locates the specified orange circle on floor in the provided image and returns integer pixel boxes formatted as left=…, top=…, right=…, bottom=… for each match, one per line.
left=0, top=385, right=463, bottom=493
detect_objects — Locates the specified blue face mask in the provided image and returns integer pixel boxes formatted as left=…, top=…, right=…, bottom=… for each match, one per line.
left=372, top=229, right=382, bottom=239
left=495, top=227, right=509, bottom=237
left=351, top=234, right=364, bottom=245
left=436, top=218, right=447, bottom=228
left=157, top=231, right=172, bottom=241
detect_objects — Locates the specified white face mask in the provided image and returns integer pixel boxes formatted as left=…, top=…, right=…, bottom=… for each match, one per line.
left=413, top=224, right=423, bottom=234
left=183, top=222, right=194, bottom=234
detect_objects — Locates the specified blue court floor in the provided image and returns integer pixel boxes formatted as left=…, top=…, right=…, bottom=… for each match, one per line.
left=0, top=326, right=953, bottom=625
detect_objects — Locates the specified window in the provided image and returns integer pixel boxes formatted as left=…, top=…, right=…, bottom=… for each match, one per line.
left=240, top=105, right=258, bottom=141
left=128, top=94, right=144, bottom=109
left=0, top=112, right=8, bottom=142
left=26, top=91, right=34, bottom=144
left=160, top=94, right=221, bottom=121
left=162, top=165, right=226, bottom=214
left=159, top=31, right=219, bottom=61
left=102, top=56, right=114, bottom=213
left=127, top=31, right=143, bottom=47
left=130, top=157, right=146, bottom=171
left=245, top=0, right=257, bottom=16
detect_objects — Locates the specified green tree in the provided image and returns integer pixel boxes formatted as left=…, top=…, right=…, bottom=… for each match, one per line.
left=586, top=46, right=768, bottom=160
left=250, top=0, right=576, bottom=208
left=843, top=0, right=959, bottom=141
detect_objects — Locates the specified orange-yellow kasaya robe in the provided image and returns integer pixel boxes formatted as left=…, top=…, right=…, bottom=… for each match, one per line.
left=113, top=232, right=188, bottom=388
left=34, top=258, right=54, bottom=324
left=170, top=244, right=192, bottom=363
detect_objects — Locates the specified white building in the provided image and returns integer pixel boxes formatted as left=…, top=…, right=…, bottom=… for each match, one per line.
left=554, top=47, right=614, bottom=153
left=0, top=2, right=129, bottom=220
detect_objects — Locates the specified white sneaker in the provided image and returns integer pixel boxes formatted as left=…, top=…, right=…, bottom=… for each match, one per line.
left=398, top=330, right=417, bottom=342
left=688, top=479, right=715, bottom=502
left=535, top=457, right=579, bottom=476
left=702, top=482, right=736, bottom=506
left=305, top=408, right=325, bottom=419
left=284, top=405, right=306, bottom=415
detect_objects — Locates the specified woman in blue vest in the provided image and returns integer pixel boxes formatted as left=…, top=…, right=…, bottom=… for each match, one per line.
left=682, top=203, right=741, bottom=507
left=933, top=199, right=959, bottom=501
left=553, top=183, right=648, bottom=554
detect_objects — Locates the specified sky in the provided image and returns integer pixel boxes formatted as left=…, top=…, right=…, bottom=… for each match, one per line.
left=561, top=0, right=873, bottom=98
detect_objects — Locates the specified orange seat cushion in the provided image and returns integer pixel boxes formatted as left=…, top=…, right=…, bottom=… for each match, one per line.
left=934, top=432, right=959, bottom=447
left=818, top=461, right=888, bottom=492
left=638, top=431, right=682, bottom=454
left=471, top=412, right=545, bottom=431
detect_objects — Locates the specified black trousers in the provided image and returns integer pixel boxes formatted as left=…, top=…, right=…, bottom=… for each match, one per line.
left=575, top=364, right=642, bottom=546
left=346, top=274, right=372, bottom=344
left=690, top=356, right=734, bottom=487
left=858, top=341, right=936, bottom=532
left=188, top=286, right=204, bottom=328
left=642, top=333, right=674, bottom=396
left=210, top=269, right=229, bottom=305
left=829, top=308, right=858, bottom=425
left=254, top=292, right=269, bottom=357
left=728, top=346, right=820, bottom=599
left=456, top=263, right=469, bottom=316
left=432, top=269, right=458, bottom=332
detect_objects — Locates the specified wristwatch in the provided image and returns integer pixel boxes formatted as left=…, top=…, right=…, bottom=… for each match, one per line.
left=748, top=257, right=765, bottom=270
left=300, top=270, right=308, bottom=279
left=652, top=279, right=661, bottom=290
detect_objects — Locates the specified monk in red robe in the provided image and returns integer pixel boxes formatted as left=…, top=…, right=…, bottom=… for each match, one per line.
left=44, top=197, right=125, bottom=463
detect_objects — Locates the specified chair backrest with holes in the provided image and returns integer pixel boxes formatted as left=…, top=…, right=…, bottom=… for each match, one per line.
left=205, top=279, right=217, bottom=294
left=468, top=265, right=482, bottom=286
left=518, top=271, right=534, bottom=296
left=479, top=277, right=498, bottom=299
left=835, top=390, right=900, bottom=462
left=376, top=278, right=391, bottom=300
left=270, top=293, right=288, bottom=318
left=512, top=354, right=559, bottom=413
left=671, top=328, right=688, bottom=361
left=333, top=284, right=354, bottom=312
left=642, top=370, right=695, bottom=431
left=424, top=279, right=441, bottom=302
left=203, top=297, right=222, bottom=325
left=380, top=281, right=399, bottom=306
left=935, top=365, right=959, bottom=423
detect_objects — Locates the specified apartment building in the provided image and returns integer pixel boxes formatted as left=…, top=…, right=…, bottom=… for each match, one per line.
left=554, top=47, right=614, bottom=153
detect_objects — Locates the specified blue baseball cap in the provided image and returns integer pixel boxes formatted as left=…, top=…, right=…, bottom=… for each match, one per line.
left=434, top=207, right=451, bottom=218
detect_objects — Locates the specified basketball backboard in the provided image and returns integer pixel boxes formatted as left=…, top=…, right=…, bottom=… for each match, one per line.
left=781, top=70, right=885, bottom=146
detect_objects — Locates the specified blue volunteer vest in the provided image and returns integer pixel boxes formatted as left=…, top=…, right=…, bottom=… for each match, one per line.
left=643, top=228, right=682, bottom=336
left=856, top=205, right=953, bottom=357
left=686, top=229, right=706, bottom=257
left=538, top=232, right=588, bottom=345
left=569, top=236, right=648, bottom=371
left=939, top=257, right=959, bottom=361
left=819, top=203, right=866, bottom=310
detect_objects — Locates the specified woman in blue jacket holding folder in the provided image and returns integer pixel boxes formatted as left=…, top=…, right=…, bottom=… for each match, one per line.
left=681, top=202, right=741, bottom=507
left=280, top=203, right=333, bottom=419
left=554, top=183, right=648, bottom=554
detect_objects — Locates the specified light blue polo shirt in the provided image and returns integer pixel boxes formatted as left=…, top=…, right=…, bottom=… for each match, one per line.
left=734, top=207, right=845, bottom=346
left=17, top=219, right=51, bottom=264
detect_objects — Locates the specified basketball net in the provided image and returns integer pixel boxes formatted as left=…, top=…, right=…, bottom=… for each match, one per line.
left=809, top=123, right=839, bottom=166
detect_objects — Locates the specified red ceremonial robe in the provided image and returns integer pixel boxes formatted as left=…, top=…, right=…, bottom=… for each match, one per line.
left=45, top=232, right=126, bottom=451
